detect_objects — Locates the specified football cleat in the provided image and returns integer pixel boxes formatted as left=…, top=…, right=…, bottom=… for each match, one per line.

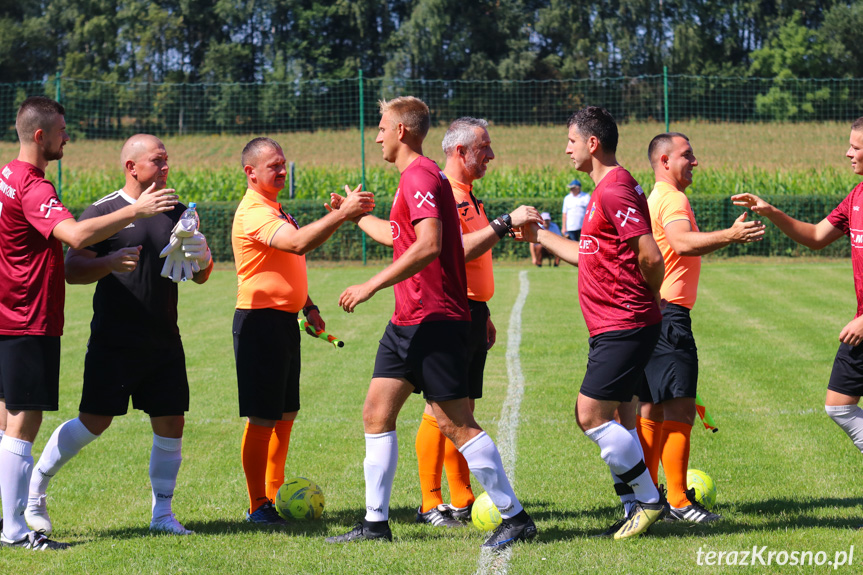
left=443, top=503, right=472, bottom=522
left=666, top=488, right=721, bottom=524
left=326, top=519, right=392, bottom=543
left=244, top=501, right=287, bottom=525
left=0, top=530, right=69, bottom=551
left=150, top=514, right=195, bottom=535
left=614, top=495, right=669, bottom=540
left=481, top=510, right=537, bottom=550
left=592, top=516, right=628, bottom=538
left=416, top=505, right=464, bottom=528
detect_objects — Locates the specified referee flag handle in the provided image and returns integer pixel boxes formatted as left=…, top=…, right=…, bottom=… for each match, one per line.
left=298, top=318, right=345, bottom=348
left=695, top=392, right=718, bottom=433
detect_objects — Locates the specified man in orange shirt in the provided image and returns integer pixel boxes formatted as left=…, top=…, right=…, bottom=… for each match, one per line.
left=414, top=117, right=540, bottom=527
left=232, top=137, right=374, bottom=524
left=636, top=132, right=763, bottom=524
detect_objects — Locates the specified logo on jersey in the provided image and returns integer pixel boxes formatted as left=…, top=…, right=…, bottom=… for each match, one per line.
left=635, top=184, right=645, bottom=196
left=579, top=234, right=599, bottom=254
left=40, top=198, right=63, bottom=218
left=588, top=202, right=596, bottom=221
left=456, top=200, right=472, bottom=218
left=390, top=221, right=401, bottom=239
left=615, top=207, right=641, bottom=227
left=0, top=178, right=16, bottom=199
left=2, top=166, right=11, bottom=179
left=415, top=191, right=436, bottom=208
left=851, top=227, right=863, bottom=249
left=855, top=206, right=860, bottom=212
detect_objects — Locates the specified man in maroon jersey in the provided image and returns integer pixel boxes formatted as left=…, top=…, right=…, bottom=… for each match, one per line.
left=0, top=97, right=176, bottom=551
left=732, top=119, right=863, bottom=522
left=325, top=97, right=536, bottom=550
left=524, top=106, right=667, bottom=540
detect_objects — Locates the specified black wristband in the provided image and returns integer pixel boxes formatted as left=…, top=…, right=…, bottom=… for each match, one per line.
left=490, top=218, right=508, bottom=239
left=497, top=213, right=516, bottom=238
left=302, top=305, right=319, bottom=317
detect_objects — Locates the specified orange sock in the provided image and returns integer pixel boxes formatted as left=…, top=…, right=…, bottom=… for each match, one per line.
left=242, top=421, right=274, bottom=513
left=265, top=420, right=294, bottom=502
left=443, top=437, right=474, bottom=509
left=661, top=420, right=693, bottom=508
left=416, top=413, right=446, bottom=512
left=636, top=415, right=664, bottom=485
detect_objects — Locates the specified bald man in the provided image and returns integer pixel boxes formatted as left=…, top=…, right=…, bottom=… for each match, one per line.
left=25, top=134, right=213, bottom=537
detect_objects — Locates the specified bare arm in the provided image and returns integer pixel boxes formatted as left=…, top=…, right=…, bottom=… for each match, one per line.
left=327, top=187, right=393, bottom=246
left=270, top=187, right=374, bottom=254
left=52, top=184, right=178, bottom=250
left=731, top=193, right=843, bottom=250
left=522, top=223, right=580, bottom=266
left=339, top=217, right=441, bottom=312
left=65, top=246, right=141, bottom=285
left=463, top=205, right=542, bottom=262
left=664, top=212, right=765, bottom=257
left=626, top=233, right=664, bottom=302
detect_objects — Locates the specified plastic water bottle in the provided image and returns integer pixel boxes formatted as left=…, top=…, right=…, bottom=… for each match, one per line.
left=180, top=202, right=199, bottom=231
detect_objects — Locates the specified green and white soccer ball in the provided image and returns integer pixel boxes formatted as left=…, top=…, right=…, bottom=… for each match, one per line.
left=686, top=469, right=717, bottom=510
left=275, top=477, right=325, bottom=520
left=471, top=492, right=502, bottom=531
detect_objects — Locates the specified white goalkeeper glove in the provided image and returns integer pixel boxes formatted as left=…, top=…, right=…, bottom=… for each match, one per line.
left=160, top=218, right=197, bottom=282
left=181, top=231, right=212, bottom=271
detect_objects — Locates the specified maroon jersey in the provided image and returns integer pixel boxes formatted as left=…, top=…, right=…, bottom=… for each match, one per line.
left=577, top=167, right=661, bottom=336
left=828, top=182, right=863, bottom=318
left=389, top=156, right=470, bottom=326
left=0, top=159, right=75, bottom=336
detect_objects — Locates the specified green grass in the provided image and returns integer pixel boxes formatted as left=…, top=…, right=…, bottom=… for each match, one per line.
left=3, top=260, right=863, bottom=573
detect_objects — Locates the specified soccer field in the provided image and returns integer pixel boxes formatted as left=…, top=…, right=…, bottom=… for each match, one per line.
left=3, top=261, right=863, bottom=574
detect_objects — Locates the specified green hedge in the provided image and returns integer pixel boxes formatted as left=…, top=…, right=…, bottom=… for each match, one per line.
left=66, top=194, right=851, bottom=263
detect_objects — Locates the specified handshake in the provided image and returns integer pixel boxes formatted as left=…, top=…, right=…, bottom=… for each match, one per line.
left=159, top=219, right=212, bottom=282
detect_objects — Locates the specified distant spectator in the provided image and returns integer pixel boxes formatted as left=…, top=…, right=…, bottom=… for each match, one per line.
left=531, top=212, right=562, bottom=267
left=562, top=179, right=591, bottom=241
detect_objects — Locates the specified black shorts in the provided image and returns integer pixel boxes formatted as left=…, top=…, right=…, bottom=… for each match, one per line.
left=372, top=320, right=470, bottom=402
left=0, top=335, right=60, bottom=411
left=80, top=341, right=189, bottom=417
left=466, top=300, right=490, bottom=400
left=828, top=342, right=863, bottom=397
left=580, top=323, right=661, bottom=403
left=233, top=308, right=301, bottom=419
left=641, top=304, right=699, bottom=403
left=566, top=230, right=581, bottom=242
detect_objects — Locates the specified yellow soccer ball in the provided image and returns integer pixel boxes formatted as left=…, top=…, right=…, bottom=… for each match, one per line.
left=471, top=492, right=502, bottom=531
left=686, top=469, right=717, bottom=510
left=275, top=477, right=325, bottom=520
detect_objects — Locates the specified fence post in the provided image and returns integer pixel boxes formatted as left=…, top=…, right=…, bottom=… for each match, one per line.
left=55, top=69, right=62, bottom=201
left=359, top=68, right=367, bottom=265
left=663, top=66, right=669, bottom=132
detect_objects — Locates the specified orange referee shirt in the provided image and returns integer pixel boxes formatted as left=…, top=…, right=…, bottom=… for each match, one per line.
left=232, top=188, right=308, bottom=312
left=647, top=181, right=701, bottom=309
left=450, top=177, right=494, bottom=302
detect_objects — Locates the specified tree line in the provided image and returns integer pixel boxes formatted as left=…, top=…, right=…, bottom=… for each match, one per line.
left=4, top=0, right=863, bottom=84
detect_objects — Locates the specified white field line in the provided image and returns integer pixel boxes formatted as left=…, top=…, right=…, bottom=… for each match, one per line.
left=476, top=270, right=529, bottom=575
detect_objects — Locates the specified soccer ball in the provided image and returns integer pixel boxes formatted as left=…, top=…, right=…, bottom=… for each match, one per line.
left=471, top=492, right=502, bottom=531
left=275, top=477, right=325, bottom=520
left=686, top=469, right=717, bottom=510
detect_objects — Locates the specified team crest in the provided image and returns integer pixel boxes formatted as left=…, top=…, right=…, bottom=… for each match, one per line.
left=635, top=184, right=645, bottom=196
left=588, top=202, right=596, bottom=221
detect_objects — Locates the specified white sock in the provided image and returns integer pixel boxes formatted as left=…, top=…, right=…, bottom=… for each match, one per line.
left=0, top=435, right=34, bottom=541
left=363, top=431, right=398, bottom=522
left=615, top=428, right=641, bottom=516
left=826, top=405, right=863, bottom=452
left=30, top=418, right=99, bottom=496
left=150, top=434, right=183, bottom=522
left=459, top=432, right=523, bottom=519
left=585, top=421, right=658, bottom=504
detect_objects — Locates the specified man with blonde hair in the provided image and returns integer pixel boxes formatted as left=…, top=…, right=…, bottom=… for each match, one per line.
left=413, top=116, right=540, bottom=528
left=0, top=98, right=176, bottom=550
left=326, top=98, right=537, bottom=550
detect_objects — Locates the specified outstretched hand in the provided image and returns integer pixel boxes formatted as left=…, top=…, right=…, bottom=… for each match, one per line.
left=731, top=193, right=773, bottom=216
left=510, top=205, right=543, bottom=228
left=134, top=183, right=178, bottom=218
left=726, top=212, right=766, bottom=244
left=339, top=283, right=375, bottom=313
